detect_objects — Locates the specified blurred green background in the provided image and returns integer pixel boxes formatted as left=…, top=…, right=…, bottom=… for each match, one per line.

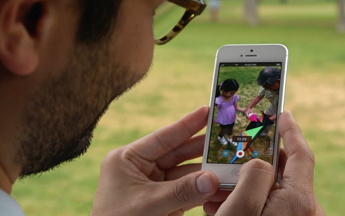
left=12, top=0, right=345, bottom=215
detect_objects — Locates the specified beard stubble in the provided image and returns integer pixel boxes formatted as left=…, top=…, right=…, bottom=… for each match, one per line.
left=17, top=40, right=148, bottom=177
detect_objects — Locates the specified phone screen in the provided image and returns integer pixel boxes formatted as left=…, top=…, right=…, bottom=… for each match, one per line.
left=206, top=62, right=283, bottom=165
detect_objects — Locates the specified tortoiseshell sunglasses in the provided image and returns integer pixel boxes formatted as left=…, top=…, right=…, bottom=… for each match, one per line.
left=154, top=0, right=206, bottom=45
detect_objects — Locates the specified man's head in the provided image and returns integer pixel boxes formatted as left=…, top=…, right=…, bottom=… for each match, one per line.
left=257, top=67, right=281, bottom=91
left=0, top=0, right=163, bottom=179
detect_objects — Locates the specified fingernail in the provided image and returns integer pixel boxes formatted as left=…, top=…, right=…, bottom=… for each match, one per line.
left=196, top=173, right=212, bottom=194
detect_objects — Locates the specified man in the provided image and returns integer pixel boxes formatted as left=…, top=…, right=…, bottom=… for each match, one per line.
left=246, top=67, right=281, bottom=156
left=0, top=0, right=325, bottom=215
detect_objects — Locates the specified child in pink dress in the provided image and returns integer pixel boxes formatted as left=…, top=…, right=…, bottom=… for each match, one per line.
left=215, top=79, right=245, bottom=146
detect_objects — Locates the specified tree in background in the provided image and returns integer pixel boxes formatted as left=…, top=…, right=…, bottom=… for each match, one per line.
left=337, top=0, right=345, bottom=32
left=244, top=0, right=259, bottom=26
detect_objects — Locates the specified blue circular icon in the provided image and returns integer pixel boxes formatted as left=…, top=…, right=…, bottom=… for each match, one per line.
left=221, top=150, right=230, bottom=157
left=251, top=150, right=260, bottom=158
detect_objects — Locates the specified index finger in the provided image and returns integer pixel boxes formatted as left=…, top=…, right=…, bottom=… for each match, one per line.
left=278, top=111, right=315, bottom=188
left=129, top=106, right=209, bottom=161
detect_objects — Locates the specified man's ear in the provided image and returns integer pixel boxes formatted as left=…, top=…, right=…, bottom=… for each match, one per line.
left=0, top=1, right=46, bottom=76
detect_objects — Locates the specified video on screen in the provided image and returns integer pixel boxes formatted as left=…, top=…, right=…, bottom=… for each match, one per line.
left=207, top=63, right=282, bottom=164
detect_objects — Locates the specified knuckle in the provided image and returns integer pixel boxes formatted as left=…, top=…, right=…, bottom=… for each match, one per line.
left=284, top=183, right=316, bottom=216
left=244, top=159, right=273, bottom=173
left=295, top=194, right=316, bottom=216
left=173, top=179, right=194, bottom=204
left=305, top=148, right=315, bottom=166
left=152, top=129, right=175, bottom=153
left=101, top=147, right=126, bottom=170
left=171, top=147, right=188, bottom=164
left=264, top=192, right=316, bottom=216
left=304, top=201, right=316, bottom=216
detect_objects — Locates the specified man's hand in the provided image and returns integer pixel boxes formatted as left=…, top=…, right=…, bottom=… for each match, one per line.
left=245, top=108, right=254, bottom=119
left=204, top=111, right=326, bottom=216
left=91, top=106, right=219, bottom=216
left=269, top=114, right=277, bottom=121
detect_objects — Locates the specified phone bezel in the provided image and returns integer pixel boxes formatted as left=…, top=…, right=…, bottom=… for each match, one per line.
left=202, top=44, right=288, bottom=189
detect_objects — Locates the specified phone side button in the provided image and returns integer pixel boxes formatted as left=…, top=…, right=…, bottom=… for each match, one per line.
left=219, top=183, right=236, bottom=191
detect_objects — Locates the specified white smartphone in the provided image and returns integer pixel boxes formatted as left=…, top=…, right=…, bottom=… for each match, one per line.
left=202, top=44, right=288, bottom=190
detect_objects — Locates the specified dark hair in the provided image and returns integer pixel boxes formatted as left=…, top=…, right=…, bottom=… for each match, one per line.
left=215, top=79, right=239, bottom=97
left=257, top=67, right=281, bottom=86
left=77, top=0, right=123, bottom=44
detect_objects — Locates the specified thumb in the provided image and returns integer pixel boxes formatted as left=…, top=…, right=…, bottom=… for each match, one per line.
left=152, top=171, right=219, bottom=214
left=216, top=159, right=274, bottom=216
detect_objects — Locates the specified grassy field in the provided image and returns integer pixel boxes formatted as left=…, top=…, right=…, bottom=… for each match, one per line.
left=12, top=0, right=345, bottom=215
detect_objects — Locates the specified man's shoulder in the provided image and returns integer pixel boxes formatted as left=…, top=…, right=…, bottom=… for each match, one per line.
left=258, top=86, right=266, bottom=96
left=0, top=189, right=25, bottom=216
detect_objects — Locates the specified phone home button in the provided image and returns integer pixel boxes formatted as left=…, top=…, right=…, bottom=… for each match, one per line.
left=231, top=167, right=241, bottom=179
